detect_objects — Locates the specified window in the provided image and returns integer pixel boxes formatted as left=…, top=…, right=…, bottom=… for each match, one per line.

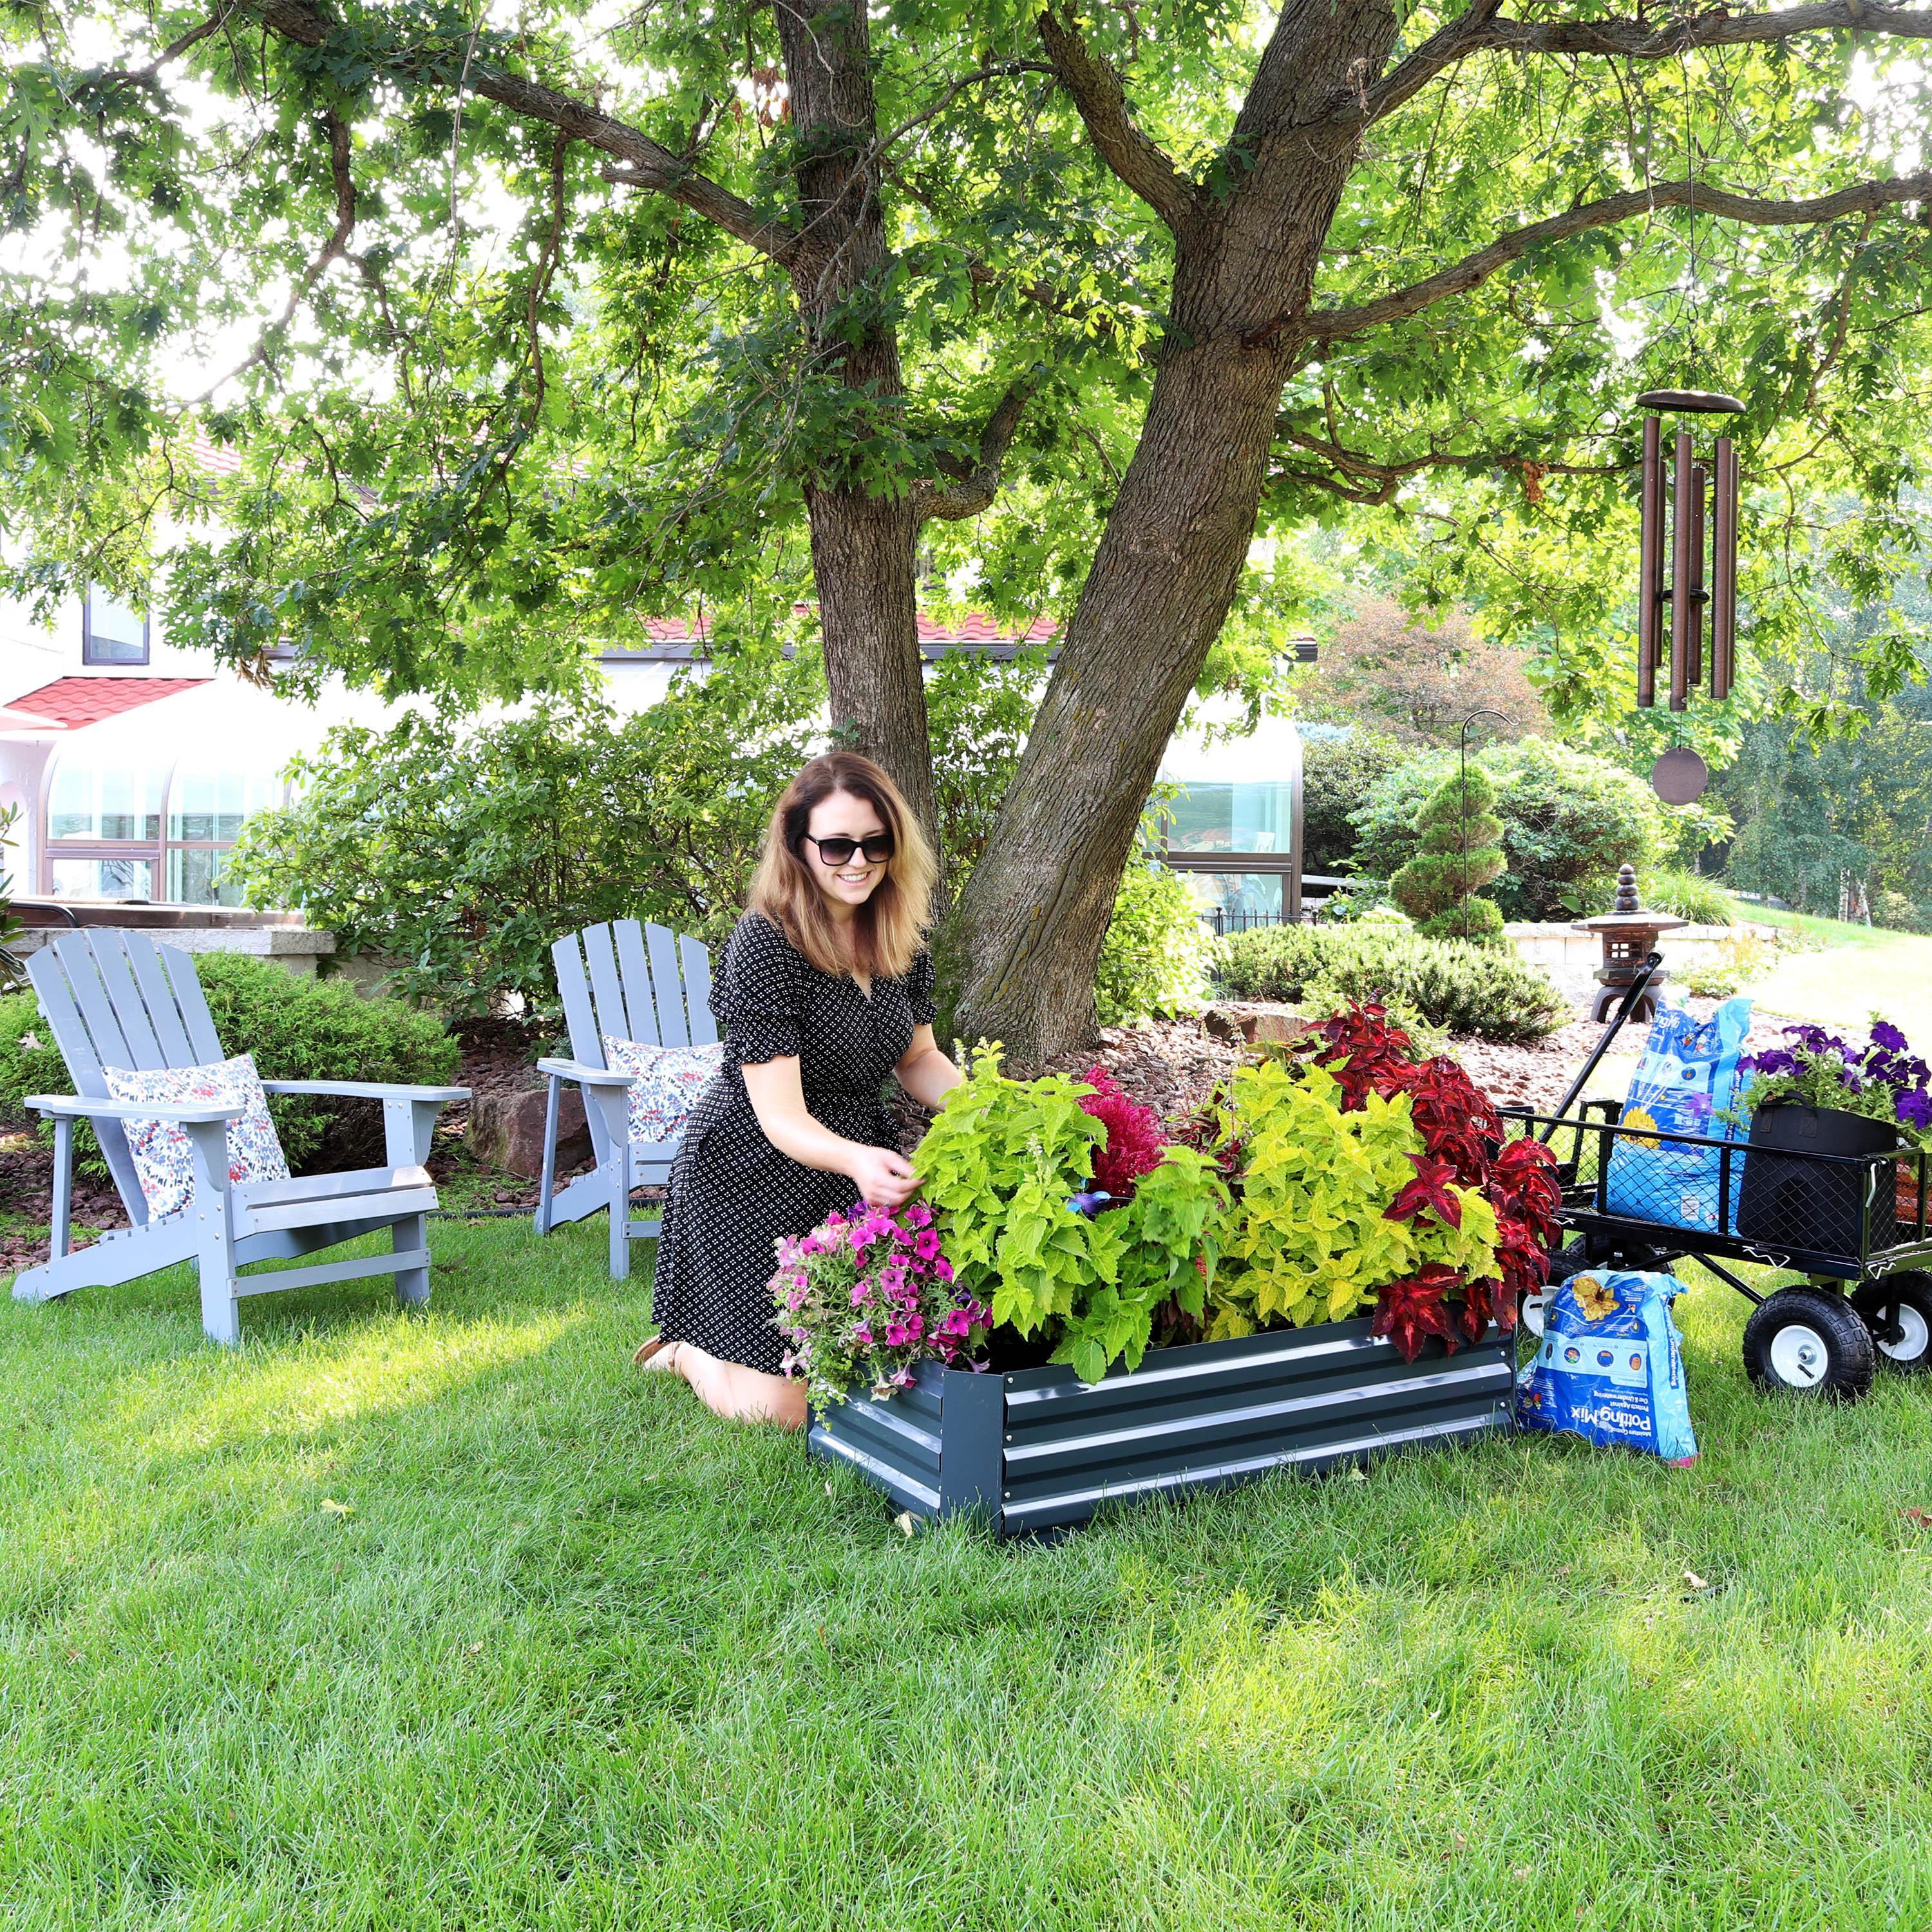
left=82, top=587, right=150, bottom=666
left=43, top=739, right=289, bottom=905
left=1157, top=705, right=1305, bottom=926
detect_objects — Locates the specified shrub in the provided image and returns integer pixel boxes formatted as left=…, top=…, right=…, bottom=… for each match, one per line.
left=1094, top=858, right=1210, bottom=1024
left=1352, top=738, right=1665, bottom=920
left=1388, top=766, right=1506, bottom=943
left=228, top=640, right=824, bottom=1016
left=1643, top=866, right=1736, bottom=927
left=1299, top=730, right=1406, bottom=875
left=1873, top=887, right=1930, bottom=934
left=1213, top=925, right=1567, bottom=1042
left=0, top=954, right=457, bottom=1180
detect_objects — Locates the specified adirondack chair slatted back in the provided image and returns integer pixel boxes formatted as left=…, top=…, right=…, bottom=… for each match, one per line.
left=26, top=930, right=229, bottom=1227
left=553, top=920, right=716, bottom=1157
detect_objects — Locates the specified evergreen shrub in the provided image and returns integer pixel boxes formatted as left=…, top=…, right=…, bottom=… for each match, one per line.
left=1213, top=925, right=1567, bottom=1043
left=0, top=954, right=456, bottom=1179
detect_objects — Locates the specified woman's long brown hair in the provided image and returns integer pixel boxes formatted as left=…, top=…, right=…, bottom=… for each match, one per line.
left=747, top=752, right=936, bottom=980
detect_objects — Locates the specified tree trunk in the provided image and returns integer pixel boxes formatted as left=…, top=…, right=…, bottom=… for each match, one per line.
left=776, top=0, right=937, bottom=838
left=949, top=332, right=1294, bottom=1061
left=808, top=483, right=934, bottom=833
left=950, top=0, right=1401, bottom=1062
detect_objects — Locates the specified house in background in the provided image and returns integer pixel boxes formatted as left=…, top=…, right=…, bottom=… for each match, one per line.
left=1, top=587, right=1309, bottom=924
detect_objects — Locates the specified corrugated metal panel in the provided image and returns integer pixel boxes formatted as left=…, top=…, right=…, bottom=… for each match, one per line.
left=808, top=1317, right=1513, bottom=1537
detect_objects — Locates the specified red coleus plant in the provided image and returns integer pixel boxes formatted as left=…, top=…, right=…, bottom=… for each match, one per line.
left=1370, top=1264, right=1464, bottom=1359
left=1300, top=1003, right=1564, bottom=1359
left=1078, top=1065, right=1164, bottom=1199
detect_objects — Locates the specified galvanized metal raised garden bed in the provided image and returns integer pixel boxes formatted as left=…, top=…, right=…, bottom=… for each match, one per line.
left=808, top=1314, right=1515, bottom=1537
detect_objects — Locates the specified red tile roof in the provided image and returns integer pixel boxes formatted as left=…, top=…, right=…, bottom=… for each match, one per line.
left=5, top=677, right=211, bottom=730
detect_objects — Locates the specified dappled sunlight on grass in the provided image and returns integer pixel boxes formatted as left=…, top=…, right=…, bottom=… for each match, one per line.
left=5, top=1217, right=1932, bottom=1927
left=123, top=1305, right=591, bottom=1455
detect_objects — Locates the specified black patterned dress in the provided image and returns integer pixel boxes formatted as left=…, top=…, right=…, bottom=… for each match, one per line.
left=652, top=912, right=938, bottom=1374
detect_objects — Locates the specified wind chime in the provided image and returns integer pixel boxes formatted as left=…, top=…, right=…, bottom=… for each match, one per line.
left=1633, top=387, right=1743, bottom=713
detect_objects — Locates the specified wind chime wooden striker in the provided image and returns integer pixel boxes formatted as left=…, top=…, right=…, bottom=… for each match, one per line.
left=1634, top=388, right=1743, bottom=710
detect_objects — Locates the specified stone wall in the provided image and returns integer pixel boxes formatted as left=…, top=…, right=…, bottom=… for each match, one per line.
left=1504, top=921, right=1776, bottom=1001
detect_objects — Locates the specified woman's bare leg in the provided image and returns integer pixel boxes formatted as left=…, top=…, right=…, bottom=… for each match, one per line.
left=673, top=1343, right=809, bottom=1430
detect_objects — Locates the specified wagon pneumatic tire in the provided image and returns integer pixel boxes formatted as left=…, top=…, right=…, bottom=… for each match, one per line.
left=1742, top=1287, right=1875, bottom=1401
left=1852, top=1275, right=1932, bottom=1375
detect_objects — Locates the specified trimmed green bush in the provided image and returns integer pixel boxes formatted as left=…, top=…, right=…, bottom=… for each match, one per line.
left=1352, top=738, right=1665, bottom=920
left=0, top=954, right=457, bottom=1180
left=1213, top=924, right=1567, bottom=1043
left=1389, top=766, right=1506, bottom=943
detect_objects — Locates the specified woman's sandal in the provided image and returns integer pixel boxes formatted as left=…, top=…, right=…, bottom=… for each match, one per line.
left=632, top=1336, right=683, bottom=1373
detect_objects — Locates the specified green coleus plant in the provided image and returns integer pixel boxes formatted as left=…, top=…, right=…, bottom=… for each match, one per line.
left=912, top=1046, right=1229, bottom=1384
left=1207, top=1057, right=1500, bottom=1338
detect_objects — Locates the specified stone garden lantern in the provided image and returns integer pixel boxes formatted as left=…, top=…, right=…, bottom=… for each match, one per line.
left=1574, top=865, right=1685, bottom=1023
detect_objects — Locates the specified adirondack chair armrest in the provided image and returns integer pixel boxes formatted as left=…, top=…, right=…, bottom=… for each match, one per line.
left=23, top=1094, right=245, bottom=1125
left=536, top=1057, right=635, bottom=1089
left=260, top=1081, right=471, bottom=1103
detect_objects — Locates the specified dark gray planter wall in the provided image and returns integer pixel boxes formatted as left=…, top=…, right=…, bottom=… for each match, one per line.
left=808, top=1314, right=1515, bottom=1537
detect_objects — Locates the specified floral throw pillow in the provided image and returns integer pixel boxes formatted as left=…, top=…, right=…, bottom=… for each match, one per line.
left=100, top=1054, right=292, bottom=1219
left=600, top=1035, right=723, bottom=1145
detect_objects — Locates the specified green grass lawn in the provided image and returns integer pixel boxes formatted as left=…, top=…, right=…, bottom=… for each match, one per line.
left=1739, top=913, right=1932, bottom=1042
left=5, top=1221, right=1932, bottom=1930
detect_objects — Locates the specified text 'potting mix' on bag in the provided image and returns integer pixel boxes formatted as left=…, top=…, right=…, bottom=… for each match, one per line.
left=1516, top=1270, right=1699, bottom=1464
left=1605, top=997, right=1752, bottom=1233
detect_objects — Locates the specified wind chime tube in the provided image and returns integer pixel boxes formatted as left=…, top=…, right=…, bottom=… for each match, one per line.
left=1687, top=462, right=1707, bottom=690
left=1711, top=437, right=1738, bottom=700
left=1637, top=416, right=1663, bottom=707
left=1669, top=428, right=1694, bottom=712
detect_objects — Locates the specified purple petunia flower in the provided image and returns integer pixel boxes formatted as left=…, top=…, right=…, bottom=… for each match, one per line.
left=1899, top=1088, right=1932, bottom=1131
left=1873, top=1019, right=1911, bottom=1054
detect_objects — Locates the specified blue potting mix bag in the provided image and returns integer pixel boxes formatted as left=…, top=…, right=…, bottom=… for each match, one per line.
left=1604, top=996, right=1753, bottom=1233
left=1516, top=1270, right=1698, bottom=1464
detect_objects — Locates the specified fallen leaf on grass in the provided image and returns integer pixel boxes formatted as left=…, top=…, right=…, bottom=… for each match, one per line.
left=1683, top=1569, right=1709, bottom=1592
left=1347, top=1466, right=1368, bottom=1482
left=1902, top=1507, right=1932, bottom=1528
left=468, top=1640, right=484, bottom=1654
left=893, top=1511, right=916, bottom=1538
left=320, top=1498, right=354, bottom=1517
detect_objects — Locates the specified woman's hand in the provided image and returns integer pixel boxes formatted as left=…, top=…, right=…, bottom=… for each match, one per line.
left=849, top=1144, right=918, bottom=1210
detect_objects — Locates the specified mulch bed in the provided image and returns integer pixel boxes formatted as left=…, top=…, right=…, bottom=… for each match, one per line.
left=0, top=996, right=1828, bottom=1267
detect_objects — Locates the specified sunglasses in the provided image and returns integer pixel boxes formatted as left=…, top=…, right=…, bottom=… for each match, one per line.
left=803, top=833, right=895, bottom=866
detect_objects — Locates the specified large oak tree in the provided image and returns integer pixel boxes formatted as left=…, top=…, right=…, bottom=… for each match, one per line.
left=8, top=1, right=1932, bottom=1056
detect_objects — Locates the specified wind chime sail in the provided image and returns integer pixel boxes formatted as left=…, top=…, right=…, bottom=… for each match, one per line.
left=1634, top=389, right=1741, bottom=710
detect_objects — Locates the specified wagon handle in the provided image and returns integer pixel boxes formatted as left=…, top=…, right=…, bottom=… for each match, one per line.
left=1538, top=951, right=1665, bottom=1144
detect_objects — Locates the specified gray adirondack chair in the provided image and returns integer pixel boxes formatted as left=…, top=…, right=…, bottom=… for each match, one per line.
left=12, top=929, right=468, bottom=1345
left=533, top=920, right=717, bottom=1280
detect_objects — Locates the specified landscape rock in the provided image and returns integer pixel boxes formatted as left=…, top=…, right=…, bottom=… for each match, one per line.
left=1202, top=1002, right=1313, bottom=1046
left=468, top=1082, right=592, bottom=1179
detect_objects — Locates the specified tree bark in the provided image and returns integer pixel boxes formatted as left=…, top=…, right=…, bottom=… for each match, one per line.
left=775, top=0, right=937, bottom=838
left=951, top=0, right=1403, bottom=1063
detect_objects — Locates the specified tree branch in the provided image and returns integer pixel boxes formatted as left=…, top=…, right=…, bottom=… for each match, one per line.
left=188, top=106, right=360, bottom=403
left=1034, top=7, right=1197, bottom=231
left=245, top=0, right=802, bottom=264
left=1275, top=424, right=1627, bottom=494
left=1345, top=0, right=1507, bottom=129
left=1328, top=0, right=1932, bottom=130
left=1302, top=169, right=1932, bottom=342
left=916, top=378, right=1043, bottom=523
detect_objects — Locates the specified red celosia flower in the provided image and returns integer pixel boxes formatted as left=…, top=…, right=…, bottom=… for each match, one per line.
left=1079, top=1065, right=1164, bottom=1199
